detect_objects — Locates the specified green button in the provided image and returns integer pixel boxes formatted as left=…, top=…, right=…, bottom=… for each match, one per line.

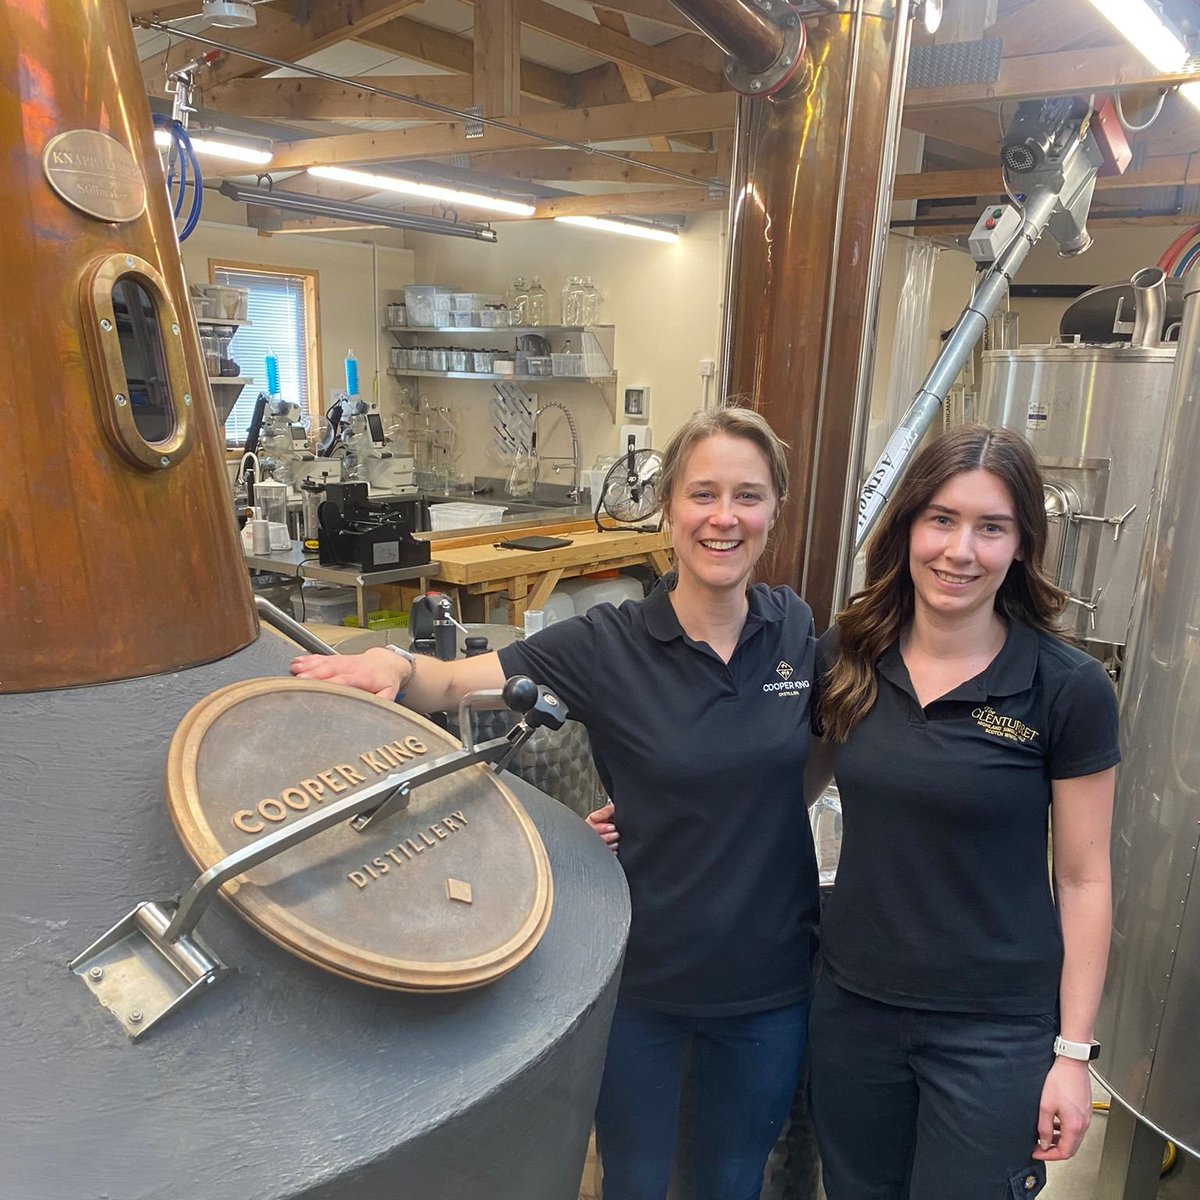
left=992, top=207, right=1003, bottom=218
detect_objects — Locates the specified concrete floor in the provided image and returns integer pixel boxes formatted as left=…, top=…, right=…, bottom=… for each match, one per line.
left=1044, top=1081, right=1199, bottom=1200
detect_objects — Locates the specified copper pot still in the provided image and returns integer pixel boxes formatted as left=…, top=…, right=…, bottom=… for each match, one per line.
left=674, top=0, right=915, bottom=629
left=0, top=1, right=257, bottom=693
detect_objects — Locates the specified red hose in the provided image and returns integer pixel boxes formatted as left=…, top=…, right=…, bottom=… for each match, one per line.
left=1156, top=222, right=1200, bottom=272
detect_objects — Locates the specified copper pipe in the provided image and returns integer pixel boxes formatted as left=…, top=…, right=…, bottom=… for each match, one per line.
left=670, top=0, right=785, bottom=75
left=1, top=1, right=257, bottom=691
left=717, top=1, right=913, bottom=629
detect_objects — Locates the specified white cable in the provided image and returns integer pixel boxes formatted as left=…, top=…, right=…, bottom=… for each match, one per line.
left=1114, top=89, right=1167, bottom=132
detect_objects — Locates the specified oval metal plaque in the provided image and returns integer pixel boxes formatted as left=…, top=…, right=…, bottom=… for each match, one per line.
left=43, top=130, right=146, bottom=223
left=166, top=679, right=552, bottom=991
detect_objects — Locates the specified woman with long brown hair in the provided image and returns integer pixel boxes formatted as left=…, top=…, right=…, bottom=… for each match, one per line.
left=808, top=424, right=1118, bottom=1199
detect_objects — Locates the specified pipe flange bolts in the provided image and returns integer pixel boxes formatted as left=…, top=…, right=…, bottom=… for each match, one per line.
left=722, top=3, right=808, bottom=99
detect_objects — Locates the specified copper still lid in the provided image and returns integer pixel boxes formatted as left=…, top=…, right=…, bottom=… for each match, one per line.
left=165, top=679, right=552, bottom=991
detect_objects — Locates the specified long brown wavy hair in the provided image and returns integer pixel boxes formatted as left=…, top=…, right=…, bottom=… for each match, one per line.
left=820, top=425, right=1068, bottom=743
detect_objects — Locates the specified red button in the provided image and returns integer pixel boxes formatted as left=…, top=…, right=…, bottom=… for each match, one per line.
left=985, top=218, right=996, bottom=229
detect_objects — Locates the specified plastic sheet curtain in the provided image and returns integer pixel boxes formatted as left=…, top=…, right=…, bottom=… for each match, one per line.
left=883, top=236, right=940, bottom=431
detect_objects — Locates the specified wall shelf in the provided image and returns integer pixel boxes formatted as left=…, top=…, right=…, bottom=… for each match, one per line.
left=384, top=324, right=614, bottom=335
left=387, top=368, right=615, bottom=384
left=385, top=315, right=617, bottom=416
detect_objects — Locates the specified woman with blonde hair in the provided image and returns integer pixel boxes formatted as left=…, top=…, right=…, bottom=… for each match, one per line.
left=808, top=424, right=1118, bottom=1199
left=294, top=406, right=822, bottom=1200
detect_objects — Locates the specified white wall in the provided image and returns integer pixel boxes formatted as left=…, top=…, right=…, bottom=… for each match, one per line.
left=401, top=212, right=727, bottom=482
left=179, top=211, right=415, bottom=425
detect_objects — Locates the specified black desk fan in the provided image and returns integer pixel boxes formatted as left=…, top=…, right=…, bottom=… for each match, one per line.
left=594, top=435, right=664, bottom=533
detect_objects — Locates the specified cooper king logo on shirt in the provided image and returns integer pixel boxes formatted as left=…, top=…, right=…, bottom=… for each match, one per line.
left=972, top=705, right=1039, bottom=744
left=763, top=660, right=811, bottom=695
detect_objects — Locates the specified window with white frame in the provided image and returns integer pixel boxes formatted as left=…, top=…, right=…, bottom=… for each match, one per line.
left=211, top=262, right=321, bottom=444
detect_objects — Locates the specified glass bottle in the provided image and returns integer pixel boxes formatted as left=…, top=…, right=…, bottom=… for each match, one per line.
left=527, top=277, right=547, bottom=326
left=507, top=276, right=529, bottom=327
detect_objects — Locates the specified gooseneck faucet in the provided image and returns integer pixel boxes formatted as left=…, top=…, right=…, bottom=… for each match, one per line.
left=531, top=400, right=581, bottom=501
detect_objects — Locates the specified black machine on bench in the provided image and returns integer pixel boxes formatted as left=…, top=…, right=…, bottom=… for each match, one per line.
left=317, top=481, right=430, bottom=572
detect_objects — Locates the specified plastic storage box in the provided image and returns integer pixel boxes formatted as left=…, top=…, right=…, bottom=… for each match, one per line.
left=558, top=574, right=642, bottom=615
left=404, top=285, right=457, bottom=327
left=428, top=502, right=506, bottom=532
left=291, top=584, right=363, bottom=625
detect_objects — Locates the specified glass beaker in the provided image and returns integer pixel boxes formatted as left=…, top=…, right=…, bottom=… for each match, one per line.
left=255, top=478, right=289, bottom=527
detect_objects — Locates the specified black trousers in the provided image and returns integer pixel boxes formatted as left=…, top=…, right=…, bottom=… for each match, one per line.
left=809, top=975, right=1054, bottom=1200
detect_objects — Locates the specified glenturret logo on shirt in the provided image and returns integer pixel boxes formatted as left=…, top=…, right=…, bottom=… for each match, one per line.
left=763, top=660, right=810, bottom=694
left=972, top=705, right=1038, bottom=743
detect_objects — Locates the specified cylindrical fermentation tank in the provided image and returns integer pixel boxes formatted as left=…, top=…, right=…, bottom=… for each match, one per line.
left=1094, top=262, right=1200, bottom=1161
left=980, top=339, right=1176, bottom=653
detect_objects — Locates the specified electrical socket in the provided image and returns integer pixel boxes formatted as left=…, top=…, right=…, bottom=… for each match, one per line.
left=698, top=358, right=716, bottom=377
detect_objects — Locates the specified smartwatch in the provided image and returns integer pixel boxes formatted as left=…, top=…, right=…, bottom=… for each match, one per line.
left=385, top=643, right=416, bottom=701
left=1053, top=1036, right=1101, bottom=1062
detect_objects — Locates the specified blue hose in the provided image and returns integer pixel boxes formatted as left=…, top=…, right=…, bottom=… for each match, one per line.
left=153, top=114, right=203, bottom=241
left=1172, top=240, right=1200, bottom=279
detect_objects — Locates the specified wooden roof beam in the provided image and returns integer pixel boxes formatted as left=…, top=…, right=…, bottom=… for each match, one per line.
left=464, top=148, right=718, bottom=183
left=525, top=188, right=722, bottom=219
left=896, top=153, right=1200, bottom=202
left=475, top=0, right=520, bottom=119
left=266, top=91, right=735, bottom=172
left=593, top=6, right=671, bottom=151
left=357, top=17, right=571, bottom=107
left=516, top=0, right=724, bottom=93
left=204, top=75, right=474, bottom=120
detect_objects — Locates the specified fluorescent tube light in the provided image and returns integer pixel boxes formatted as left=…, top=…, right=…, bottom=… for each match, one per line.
left=215, top=181, right=499, bottom=242
left=1085, top=0, right=1200, bottom=112
left=308, top=166, right=536, bottom=217
left=554, top=215, right=680, bottom=243
left=153, top=128, right=273, bottom=164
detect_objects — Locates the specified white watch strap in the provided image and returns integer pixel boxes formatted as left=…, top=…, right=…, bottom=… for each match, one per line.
left=385, top=643, right=415, bottom=663
left=1053, top=1036, right=1097, bottom=1061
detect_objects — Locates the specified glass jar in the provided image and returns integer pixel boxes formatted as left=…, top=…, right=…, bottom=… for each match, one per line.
left=448, top=348, right=469, bottom=372
left=472, top=349, right=495, bottom=373
left=507, top=277, right=529, bottom=327
left=527, top=278, right=547, bottom=326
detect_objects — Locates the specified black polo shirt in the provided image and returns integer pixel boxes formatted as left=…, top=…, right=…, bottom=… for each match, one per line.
left=816, top=622, right=1120, bottom=1015
left=499, top=580, right=819, bottom=1016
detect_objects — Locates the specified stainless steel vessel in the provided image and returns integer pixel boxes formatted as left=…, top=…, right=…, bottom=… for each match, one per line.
left=980, top=344, right=1176, bottom=650
left=1094, top=262, right=1200, bottom=1160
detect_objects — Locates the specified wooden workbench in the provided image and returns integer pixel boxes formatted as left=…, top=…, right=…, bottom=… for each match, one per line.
left=427, top=520, right=674, bottom=623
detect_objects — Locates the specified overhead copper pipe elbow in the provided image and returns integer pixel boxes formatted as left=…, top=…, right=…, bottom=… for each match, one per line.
left=671, top=0, right=785, bottom=73
left=671, top=0, right=806, bottom=97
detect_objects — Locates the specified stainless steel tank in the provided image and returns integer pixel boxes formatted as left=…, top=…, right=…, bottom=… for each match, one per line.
left=1094, top=261, right=1200, bottom=1160
left=979, top=343, right=1176, bottom=650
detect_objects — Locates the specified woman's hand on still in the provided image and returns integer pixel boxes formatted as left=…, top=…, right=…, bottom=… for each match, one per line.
left=1032, top=1058, right=1093, bottom=1161
left=291, top=647, right=407, bottom=701
left=586, top=801, right=619, bottom=853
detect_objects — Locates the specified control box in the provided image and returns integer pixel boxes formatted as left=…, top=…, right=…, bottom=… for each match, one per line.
left=968, top=203, right=1023, bottom=264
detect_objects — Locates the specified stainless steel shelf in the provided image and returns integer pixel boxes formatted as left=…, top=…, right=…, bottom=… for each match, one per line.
left=387, top=368, right=615, bottom=383
left=384, top=324, right=613, bottom=335
left=208, top=377, right=253, bottom=385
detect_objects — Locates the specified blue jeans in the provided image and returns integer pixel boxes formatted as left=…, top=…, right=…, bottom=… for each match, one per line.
left=809, top=976, right=1054, bottom=1200
left=594, top=999, right=810, bottom=1200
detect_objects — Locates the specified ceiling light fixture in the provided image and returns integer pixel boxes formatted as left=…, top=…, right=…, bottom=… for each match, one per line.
left=1085, top=0, right=1200, bottom=111
left=215, top=181, right=498, bottom=242
left=554, top=215, right=680, bottom=243
left=308, top=166, right=536, bottom=217
left=153, top=128, right=273, bottom=165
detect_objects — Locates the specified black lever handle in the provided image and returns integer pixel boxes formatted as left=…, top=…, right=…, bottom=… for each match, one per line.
left=502, top=675, right=567, bottom=732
